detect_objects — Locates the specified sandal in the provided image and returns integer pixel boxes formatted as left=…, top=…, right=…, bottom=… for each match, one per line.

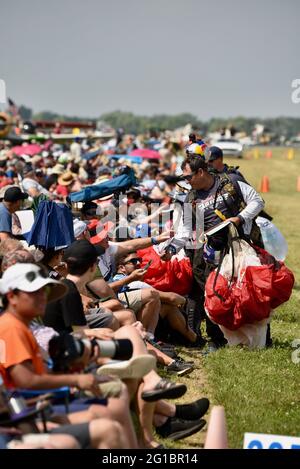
left=141, top=378, right=187, bottom=402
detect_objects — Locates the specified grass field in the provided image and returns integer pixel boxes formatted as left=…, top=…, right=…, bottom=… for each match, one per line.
left=166, top=146, right=300, bottom=449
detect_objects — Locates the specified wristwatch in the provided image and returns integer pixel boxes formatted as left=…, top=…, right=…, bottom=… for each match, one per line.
left=151, top=236, right=159, bottom=245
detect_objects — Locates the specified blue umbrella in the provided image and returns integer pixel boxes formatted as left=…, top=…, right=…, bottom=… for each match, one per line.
left=27, top=201, right=74, bottom=248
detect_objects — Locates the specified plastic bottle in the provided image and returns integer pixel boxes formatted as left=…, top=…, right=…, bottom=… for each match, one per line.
left=256, top=217, right=288, bottom=261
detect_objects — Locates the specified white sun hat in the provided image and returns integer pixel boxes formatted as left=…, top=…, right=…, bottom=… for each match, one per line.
left=0, top=263, right=67, bottom=303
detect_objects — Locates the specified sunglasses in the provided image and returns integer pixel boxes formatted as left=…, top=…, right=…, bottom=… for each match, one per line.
left=183, top=171, right=197, bottom=181
left=25, top=268, right=48, bottom=283
left=124, top=257, right=141, bottom=265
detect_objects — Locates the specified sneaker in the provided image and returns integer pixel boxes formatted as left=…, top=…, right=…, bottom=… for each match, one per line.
left=146, top=338, right=178, bottom=359
left=166, top=360, right=194, bottom=376
left=155, top=417, right=206, bottom=441
left=176, top=356, right=194, bottom=365
left=175, top=398, right=210, bottom=420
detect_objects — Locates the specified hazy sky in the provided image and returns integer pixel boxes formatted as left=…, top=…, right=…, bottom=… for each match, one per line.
left=1, top=0, right=300, bottom=119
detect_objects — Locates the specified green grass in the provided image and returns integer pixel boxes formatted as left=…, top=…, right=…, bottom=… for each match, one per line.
left=167, top=147, right=300, bottom=449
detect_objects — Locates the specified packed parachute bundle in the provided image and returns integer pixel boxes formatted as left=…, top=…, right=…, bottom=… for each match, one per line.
left=204, top=227, right=294, bottom=346
left=137, top=246, right=193, bottom=296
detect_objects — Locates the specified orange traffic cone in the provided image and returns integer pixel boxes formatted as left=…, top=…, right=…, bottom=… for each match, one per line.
left=260, top=175, right=270, bottom=193
left=297, top=176, right=300, bottom=192
left=204, top=405, right=228, bottom=449
left=265, top=150, right=272, bottom=159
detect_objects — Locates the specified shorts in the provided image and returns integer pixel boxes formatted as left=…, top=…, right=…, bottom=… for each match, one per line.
left=50, top=422, right=90, bottom=449
left=118, top=290, right=142, bottom=313
left=85, top=307, right=114, bottom=328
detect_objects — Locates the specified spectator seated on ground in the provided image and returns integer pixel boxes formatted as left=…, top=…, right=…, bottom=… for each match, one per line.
left=114, top=252, right=201, bottom=347
left=43, top=240, right=135, bottom=333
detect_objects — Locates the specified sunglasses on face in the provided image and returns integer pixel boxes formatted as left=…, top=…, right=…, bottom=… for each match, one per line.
left=124, top=258, right=141, bottom=266
left=183, top=171, right=197, bottom=181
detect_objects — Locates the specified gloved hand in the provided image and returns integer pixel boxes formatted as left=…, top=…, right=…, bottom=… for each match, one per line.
left=203, top=244, right=221, bottom=265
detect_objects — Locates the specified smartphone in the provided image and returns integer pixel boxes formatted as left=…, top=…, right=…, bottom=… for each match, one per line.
left=143, top=260, right=152, bottom=270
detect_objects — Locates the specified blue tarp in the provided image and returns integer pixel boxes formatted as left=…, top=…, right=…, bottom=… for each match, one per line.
left=27, top=201, right=74, bottom=248
left=69, top=168, right=137, bottom=203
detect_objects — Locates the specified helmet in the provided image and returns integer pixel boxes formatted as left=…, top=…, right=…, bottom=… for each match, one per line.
left=185, top=139, right=210, bottom=162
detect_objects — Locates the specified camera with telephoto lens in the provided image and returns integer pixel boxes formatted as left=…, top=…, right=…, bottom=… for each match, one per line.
left=48, top=333, right=133, bottom=372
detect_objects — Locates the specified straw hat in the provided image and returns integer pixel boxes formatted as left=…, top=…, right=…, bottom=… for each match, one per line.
left=50, top=163, right=65, bottom=175
left=58, top=171, right=76, bottom=186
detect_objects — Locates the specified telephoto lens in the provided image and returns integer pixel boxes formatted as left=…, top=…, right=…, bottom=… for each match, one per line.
left=91, top=337, right=133, bottom=361
left=48, top=333, right=133, bottom=372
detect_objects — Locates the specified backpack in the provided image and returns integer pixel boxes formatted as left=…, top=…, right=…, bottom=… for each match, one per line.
left=212, top=173, right=264, bottom=248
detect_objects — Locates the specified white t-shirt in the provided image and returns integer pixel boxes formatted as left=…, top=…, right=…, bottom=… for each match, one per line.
left=97, top=243, right=118, bottom=281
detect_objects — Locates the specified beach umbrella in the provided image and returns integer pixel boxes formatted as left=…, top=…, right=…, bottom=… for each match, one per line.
left=129, top=148, right=162, bottom=160
left=11, top=143, right=42, bottom=156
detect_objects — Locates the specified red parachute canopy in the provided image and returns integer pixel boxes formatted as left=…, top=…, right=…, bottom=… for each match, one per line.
left=205, top=247, right=294, bottom=331
left=137, top=246, right=193, bottom=295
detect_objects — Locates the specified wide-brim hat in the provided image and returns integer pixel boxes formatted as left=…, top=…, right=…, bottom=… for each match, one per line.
left=58, top=171, right=76, bottom=186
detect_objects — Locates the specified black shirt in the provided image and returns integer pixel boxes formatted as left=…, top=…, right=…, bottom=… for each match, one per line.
left=43, top=278, right=87, bottom=333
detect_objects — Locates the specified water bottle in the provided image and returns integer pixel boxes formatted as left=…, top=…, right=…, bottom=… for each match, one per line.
left=256, top=217, right=288, bottom=261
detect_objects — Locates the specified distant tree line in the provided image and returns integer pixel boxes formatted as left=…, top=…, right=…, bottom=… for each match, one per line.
left=22, top=108, right=300, bottom=138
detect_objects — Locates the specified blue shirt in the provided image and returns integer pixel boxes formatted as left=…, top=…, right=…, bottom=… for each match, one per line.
left=0, top=203, right=12, bottom=234
left=111, top=273, right=127, bottom=293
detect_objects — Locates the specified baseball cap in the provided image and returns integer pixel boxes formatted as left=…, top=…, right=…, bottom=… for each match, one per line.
left=0, top=263, right=67, bottom=303
left=63, top=239, right=104, bottom=264
left=4, top=186, right=29, bottom=202
left=208, top=146, right=223, bottom=162
left=89, top=221, right=114, bottom=244
left=73, top=219, right=88, bottom=238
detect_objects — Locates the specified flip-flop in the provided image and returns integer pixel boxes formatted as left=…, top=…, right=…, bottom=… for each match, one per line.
left=141, top=378, right=187, bottom=402
left=96, top=354, right=156, bottom=379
